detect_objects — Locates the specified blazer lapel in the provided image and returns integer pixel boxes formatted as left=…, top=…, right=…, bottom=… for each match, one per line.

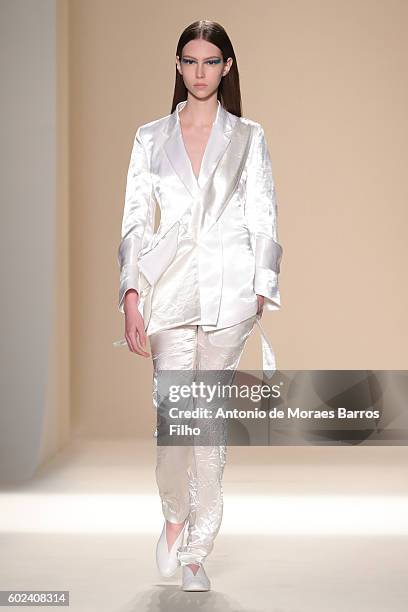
left=198, top=119, right=252, bottom=234
left=197, top=101, right=234, bottom=190
left=163, top=99, right=236, bottom=199
left=162, top=115, right=196, bottom=198
left=155, top=99, right=253, bottom=245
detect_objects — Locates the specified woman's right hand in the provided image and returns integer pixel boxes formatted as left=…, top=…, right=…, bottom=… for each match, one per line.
left=124, top=290, right=150, bottom=357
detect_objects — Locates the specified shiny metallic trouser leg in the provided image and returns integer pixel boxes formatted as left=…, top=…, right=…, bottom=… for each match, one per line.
left=149, top=314, right=257, bottom=566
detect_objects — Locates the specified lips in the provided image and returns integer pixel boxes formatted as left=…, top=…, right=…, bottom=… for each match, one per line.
left=194, top=84, right=207, bottom=87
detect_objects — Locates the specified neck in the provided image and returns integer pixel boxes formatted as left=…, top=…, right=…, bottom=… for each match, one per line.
left=179, top=93, right=219, bottom=128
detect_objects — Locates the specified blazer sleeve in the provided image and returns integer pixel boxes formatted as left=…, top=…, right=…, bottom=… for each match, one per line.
left=245, top=124, right=283, bottom=311
left=117, top=126, right=155, bottom=313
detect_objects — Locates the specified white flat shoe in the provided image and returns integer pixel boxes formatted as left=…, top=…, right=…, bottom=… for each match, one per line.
left=181, top=563, right=211, bottom=591
left=156, top=519, right=187, bottom=577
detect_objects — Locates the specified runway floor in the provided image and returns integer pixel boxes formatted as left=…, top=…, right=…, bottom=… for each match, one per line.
left=0, top=438, right=407, bottom=611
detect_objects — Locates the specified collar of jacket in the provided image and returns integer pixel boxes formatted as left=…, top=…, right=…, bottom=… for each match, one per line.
left=154, top=100, right=252, bottom=243
left=162, top=99, right=237, bottom=199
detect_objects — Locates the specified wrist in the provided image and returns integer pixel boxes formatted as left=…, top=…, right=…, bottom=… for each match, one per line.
left=124, top=288, right=139, bottom=304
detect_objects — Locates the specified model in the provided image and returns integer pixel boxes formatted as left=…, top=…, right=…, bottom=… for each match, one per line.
left=114, top=20, right=283, bottom=592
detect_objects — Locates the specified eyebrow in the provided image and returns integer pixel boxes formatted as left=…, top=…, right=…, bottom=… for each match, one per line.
left=181, top=55, right=222, bottom=60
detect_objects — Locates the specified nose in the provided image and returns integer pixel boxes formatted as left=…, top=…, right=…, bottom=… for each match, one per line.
left=196, top=62, right=205, bottom=78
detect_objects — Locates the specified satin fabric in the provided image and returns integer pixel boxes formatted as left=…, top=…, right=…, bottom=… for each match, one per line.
left=113, top=99, right=283, bottom=374
left=150, top=314, right=257, bottom=566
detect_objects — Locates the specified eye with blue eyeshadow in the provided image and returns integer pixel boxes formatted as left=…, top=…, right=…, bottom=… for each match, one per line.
left=181, top=58, right=223, bottom=65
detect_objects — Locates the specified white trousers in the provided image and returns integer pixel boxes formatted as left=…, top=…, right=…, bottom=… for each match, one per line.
left=149, top=313, right=258, bottom=566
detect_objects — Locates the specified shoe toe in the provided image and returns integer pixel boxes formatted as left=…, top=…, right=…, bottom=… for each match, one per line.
left=181, top=565, right=211, bottom=591
left=156, top=521, right=187, bottom=577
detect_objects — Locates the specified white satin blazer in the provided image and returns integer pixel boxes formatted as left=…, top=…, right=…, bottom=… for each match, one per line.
left=114, top=99, right=283, bottom=374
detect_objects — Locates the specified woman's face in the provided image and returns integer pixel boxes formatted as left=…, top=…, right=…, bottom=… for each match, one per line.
left=176, top=38, right=232, bottom=100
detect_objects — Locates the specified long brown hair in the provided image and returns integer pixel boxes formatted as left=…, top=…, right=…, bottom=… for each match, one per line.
left=171, top=20, right=242, bottom=117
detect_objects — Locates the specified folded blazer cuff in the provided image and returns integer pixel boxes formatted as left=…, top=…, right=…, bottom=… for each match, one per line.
left=117, top=233, right=144, bottom=267
left=118, top=264, right=140, bottom=313
left=254, top=268, right=281, bottom=311
left=255, top=233, right=283, bottom=274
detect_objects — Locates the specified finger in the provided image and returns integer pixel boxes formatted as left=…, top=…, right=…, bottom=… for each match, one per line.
left=135, top=320, right=149, bottom=354
left=125, top=331, right=137, bottom=354
left=128, top=330, right=149, bottom=356
left=138, top=322, right=147, bottom=347
left=135, top=329, right=150, bottom=357
left=126, top=330, right=143, bottom=355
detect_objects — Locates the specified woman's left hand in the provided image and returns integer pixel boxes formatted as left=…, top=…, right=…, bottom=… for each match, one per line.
left=256, top=294, right=265, bottom=316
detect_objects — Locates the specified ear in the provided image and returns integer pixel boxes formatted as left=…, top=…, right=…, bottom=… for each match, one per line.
left=175, top=55, right=182, bottom=76
left=223, top=57, right=234, bottom=77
